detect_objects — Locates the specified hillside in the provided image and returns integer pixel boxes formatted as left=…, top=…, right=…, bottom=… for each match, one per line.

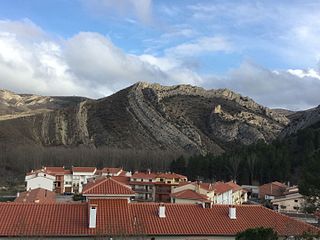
left=0, top=82, right=289, bottom=155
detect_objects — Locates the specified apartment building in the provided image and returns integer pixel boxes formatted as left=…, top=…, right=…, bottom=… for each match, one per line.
left=171, top=181, right=247, bottom=205
left=130, top=171, right=187, bottom=202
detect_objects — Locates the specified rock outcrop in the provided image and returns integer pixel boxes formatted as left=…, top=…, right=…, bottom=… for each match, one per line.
left=0, top=82, right=290, bottom=155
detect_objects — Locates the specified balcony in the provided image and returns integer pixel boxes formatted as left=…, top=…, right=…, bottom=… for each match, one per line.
left=132, top=186, right=153, bottom=193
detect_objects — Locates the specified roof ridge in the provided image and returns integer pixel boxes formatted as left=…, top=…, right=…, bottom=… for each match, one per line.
left=260, top=205, right=320, bottom=231
left=82, top=177, right=109, bottom=194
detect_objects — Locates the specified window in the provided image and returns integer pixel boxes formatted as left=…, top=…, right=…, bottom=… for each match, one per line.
left=149, top=179, right=152, bottom=182
left=141, top=179, right=144, bottom=182
left=294, top=199, right=298, bottom=203
left=160, top=178, right=164, bottom=182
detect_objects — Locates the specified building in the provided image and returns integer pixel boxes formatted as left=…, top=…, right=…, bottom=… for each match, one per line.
left=154, top=173, right=187, bottom=202
left=259, top=181, right=287, bottom=200
left=271, top=186, right=305, bottom=213
left=0, top=199, right=318, bottom=239
left=130, top=171, right=188, bottom=202
left=101, top=167, right=129, bottom=177
left=130, top=171, right=158, bottom=201
left=15, top=188, right=56, bottom=203
left=171, top=181, right=246, bottom=205
left=82, top=176, right=135, bottom=201
left=25, top=166, right=132, bottom=195
left=226, top=181, right=248, bottom=204
left=25, top=169, right=56, bottom=192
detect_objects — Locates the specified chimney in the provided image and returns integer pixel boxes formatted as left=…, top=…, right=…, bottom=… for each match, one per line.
left=89, top=204, right=98, bottom=228
left=229, top=205, right=236, bottom=219
left=16, top=192, right=20, bottom=197
left=158, top=203, right=166, bottom=218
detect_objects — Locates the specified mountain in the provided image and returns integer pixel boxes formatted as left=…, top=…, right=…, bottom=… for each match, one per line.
left=0, top=82, right=289, bottom=155
left=0, top=89, right=86, bottom=120
left=280, top=105, right=320, bottom=137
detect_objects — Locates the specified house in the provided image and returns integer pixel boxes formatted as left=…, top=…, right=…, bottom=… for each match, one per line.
left=82, top=176, right=135, bottom=201
left=0, top=199, right=318, bottom=239
left=101, top=167, right=130, bottom=177
left=130, top=171, right=158, bottom=201
left=259, top=181, right=287, bottom=200
left=226, top=181, right=248, bottom=204
left=271, top=186, right=305, bottom=213
left=154, top=173, right=188, bottom=202
left=15, top=188, right=56, bottom=203
left=171, top=181, right=245, bottom=205
left=71, top=167, right=97, bottom=193
left=129, top=171, right=188, bottom=202
left=25, top=169, right=55, bottom=192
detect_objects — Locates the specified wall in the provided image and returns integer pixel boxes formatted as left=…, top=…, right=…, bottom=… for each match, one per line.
left=26, top=176, right=54, bottom=191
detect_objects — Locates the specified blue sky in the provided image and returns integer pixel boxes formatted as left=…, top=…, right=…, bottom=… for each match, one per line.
left=0, top=0, right=320, bottom=110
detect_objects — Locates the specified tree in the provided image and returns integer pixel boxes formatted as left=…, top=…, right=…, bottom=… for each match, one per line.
left=170, top=156, right=187, bottom=176
left=299, top=153, right=320, bottom=213
left=236, top=227, right=278, bottom=240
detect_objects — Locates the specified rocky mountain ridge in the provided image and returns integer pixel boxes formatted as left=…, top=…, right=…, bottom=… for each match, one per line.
left=0, top=89, right=86, bottom=120
left=0, top=82, right=291, bottom=154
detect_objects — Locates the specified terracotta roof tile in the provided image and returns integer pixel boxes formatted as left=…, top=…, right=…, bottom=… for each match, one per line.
left=82, top=177, right=134, bottom=195
left=171, top=189, right=209, bottom=201
left=131, top=172, right=157, bottom=179
left=0, top=200, right=318, bottom=237
left=226, top=181, right=242, bottom=192
left=72, top=167, right=96, bottom=173
left=101, top=167, right=122, bottom=174
left=156, top=173, right=187, bottom=179
left=44, top=167, right=66, bottom=175
left=212, top=182, right=234, bottom=194
left=15, top=188, right=56, bottom=204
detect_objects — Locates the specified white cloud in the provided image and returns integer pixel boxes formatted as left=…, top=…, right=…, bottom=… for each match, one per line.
left=1, top=19, right=320, bottom=110
left=0, top=19, right=202, bottom=98
left=165, top=37, right=232, bottom=58
left=205, top=61, right=320, bottom=110
left=82, top=0, right=153, bottom=24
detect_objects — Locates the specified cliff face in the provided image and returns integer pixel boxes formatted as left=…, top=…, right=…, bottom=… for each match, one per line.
left=280, top=105, right=320, bottom=137
left=0, top=83, right=290, bottom=155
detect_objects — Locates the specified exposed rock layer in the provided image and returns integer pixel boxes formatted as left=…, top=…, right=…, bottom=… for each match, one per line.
left=0, top=83, right=290, bottom=155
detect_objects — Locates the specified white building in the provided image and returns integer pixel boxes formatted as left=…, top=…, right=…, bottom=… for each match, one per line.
left=71, top=167, right=97, bottom=193
left=25, top=170, right=55, bottom=192
left=171, top=181, right=235, bottom=205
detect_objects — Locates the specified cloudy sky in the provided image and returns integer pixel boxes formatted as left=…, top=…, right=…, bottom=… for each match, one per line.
left=0, top=0, right=320, bottom=110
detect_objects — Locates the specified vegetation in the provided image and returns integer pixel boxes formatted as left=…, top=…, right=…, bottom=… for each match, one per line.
left=171, top=122, right=320, bottom=191
left=236, top=227, right=278, bottom=240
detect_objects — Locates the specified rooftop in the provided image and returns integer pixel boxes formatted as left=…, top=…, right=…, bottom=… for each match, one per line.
left=171, top=189, right=209, bottom=201
left=0, top=199, right=318, bottom=237
left=82, top=177, right=135, bottom=196
left=14, top=188, right=56, bottom=203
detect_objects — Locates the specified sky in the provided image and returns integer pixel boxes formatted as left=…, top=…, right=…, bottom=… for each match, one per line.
left=0, top=0, right=320, bottom=110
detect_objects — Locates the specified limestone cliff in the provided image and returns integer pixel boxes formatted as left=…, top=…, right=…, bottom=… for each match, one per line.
left=0, top=83, right=290, bottom=155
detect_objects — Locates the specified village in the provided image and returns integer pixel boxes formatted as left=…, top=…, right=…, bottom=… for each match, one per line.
left=0, top=165, right=317, bottom=239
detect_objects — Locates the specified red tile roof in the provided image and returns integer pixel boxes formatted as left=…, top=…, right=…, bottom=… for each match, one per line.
left=259, top=181, right=287, bottom=198
left=171, top=189, right=209, bottom=201
left=101, top=167, right=122, bottom=174
left=82, top=177, right=135, bottom=196
left=0, top=200, right=318, bottom=237
left=44, top=167, right=66, bottom=175
left=15, top=188, right=56, bottom=203
left=156, top=173, right=187, bottom=179
left=131, top=172, right=158, bottom=179
left=72, top=167, right=96, bottom=173
left=226, top=181, right=242, bottom=192
left=112, top=176, right=130, bottom=186
left=212, top=181, right=234, bottom=194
